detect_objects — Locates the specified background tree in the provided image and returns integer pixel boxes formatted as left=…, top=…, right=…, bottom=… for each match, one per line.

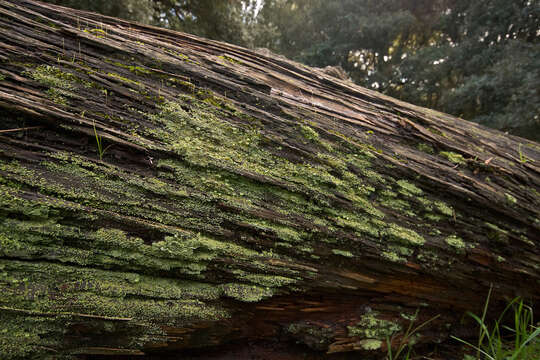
left=255, top=0, right=540, bottom=141
left=43, top=0, right=261, bottom=47
left=42, top=0, right=158, bottom=24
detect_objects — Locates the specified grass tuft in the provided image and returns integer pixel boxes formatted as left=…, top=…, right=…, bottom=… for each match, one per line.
left=451, top=285, right=539, bottom=360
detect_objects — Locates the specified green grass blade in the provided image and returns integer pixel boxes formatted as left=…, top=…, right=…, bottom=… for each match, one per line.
left=510, top=326, right=540, bottom=360
left=450, top=335, right=495, bottom=360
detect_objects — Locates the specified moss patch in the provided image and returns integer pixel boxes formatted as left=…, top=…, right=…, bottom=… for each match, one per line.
left=444, top=235, right=466, bottom=253
left=439, top=151, right=466, bottom=165
left=332, top=249, right=354, bottom=258
left=347, top=312, right=401, bottom=339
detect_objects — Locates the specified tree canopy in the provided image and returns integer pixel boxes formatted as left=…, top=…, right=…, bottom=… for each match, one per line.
left=38, top=0, right=540, bottom=140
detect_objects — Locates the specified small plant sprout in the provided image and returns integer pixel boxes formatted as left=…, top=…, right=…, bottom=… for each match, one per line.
left=92, top=120, right=112, bottom=161
left=101, top=89, right=108, bottom=105
left=518, top=144, right=533, bottom=164
left=386, top=309, right=441, bottom=360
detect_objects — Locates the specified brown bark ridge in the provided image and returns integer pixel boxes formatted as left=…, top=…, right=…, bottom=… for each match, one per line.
left=0, top=1, right=538, bottom=359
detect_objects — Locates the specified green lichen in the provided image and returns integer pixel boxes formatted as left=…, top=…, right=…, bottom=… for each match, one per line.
left=26, top=65, right=76, bottom=104
left=379, top=197, right=415, bottom=217
left=505, top=193, right=517, bottom=205
left=0, top=74, right=5, bottom=81
left=163, top=48, right=197, bottom=64
left=332, top=211, right=381, bottom=238
left=347, top=312, right=401, bottom=339
left=417, top=143, right=434, bottom=154
left=424, top=213, right=442, bottom=222
left=232, top=270, right=296, bottom=288
left=396, top=180, right=423, bottom=196
left=445, top=235, right=466, bottom=253
left=332, top=249, right=354, bottom=257
left=221, top=283, right=273, bottom=302
left=440, top=151, right=466, bottom=165
left=485, top=222, right=509, bottom=244
left=299, top=124, right=320, bottom=142
left=381, top=251, right=406, bottom=263
left=434, top=201, right=453, bottom=216
left=386, top=224, right=425, bottom=246
left=518, top=235, right=535, bottom=247
left=218, top=54, right=243, bottom=64
left=106, top=60, right=152, bottom=76
left=83, top=27, right=107, bottom=38
left=0, top=259, right=231, bottom=356
left=359, top=339, right=383, bottom=350
left=427, top=127, right=446, bottom=137
left=107, top=72, right=142, bottom=87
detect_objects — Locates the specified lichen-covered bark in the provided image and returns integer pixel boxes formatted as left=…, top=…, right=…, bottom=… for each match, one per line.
left=0, top=1, right=539, bottom=359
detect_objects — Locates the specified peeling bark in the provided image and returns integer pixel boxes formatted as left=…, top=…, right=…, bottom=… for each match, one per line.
left=0, top=1, right=539, bottom=359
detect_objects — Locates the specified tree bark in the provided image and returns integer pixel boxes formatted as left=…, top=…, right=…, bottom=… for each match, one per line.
left=0, top=1, right=539, bottom=359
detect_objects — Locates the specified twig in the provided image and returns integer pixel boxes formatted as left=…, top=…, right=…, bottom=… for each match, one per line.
left=0, top=126, right=43, bottom=134
left=0, top=306, right=132, bottom=321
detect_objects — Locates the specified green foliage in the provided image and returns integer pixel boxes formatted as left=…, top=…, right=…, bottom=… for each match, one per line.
left=42, top=0, right=262, bottom=48
left=386, top=310, right=441, bottom=360
left=41, top=0, right=156, bottom=24
left=92, top=120, right=111, bottom=160
left=451, top=286, right=540, bottom=360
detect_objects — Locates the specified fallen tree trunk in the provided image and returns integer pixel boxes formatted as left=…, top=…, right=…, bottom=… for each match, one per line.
left=0, top=1, right=539, bottom=359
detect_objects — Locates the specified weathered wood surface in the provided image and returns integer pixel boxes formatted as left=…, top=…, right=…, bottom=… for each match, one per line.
left=0, top=1, right=539, bottom=358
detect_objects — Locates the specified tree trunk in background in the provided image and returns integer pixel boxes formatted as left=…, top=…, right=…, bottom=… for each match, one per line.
left=0, top=1, right=538, bottom=359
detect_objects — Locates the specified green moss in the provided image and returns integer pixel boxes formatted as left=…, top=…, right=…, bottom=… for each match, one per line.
left=379, top=197, right=415, bottom=217
left=245, top=219, right=306, bottom=243
left=485, top=223, right=509, bottom=244
left=417, top=143, right=434, bottom=154
left=221, top=283, right=273, bottom=302
left=440, top=151, right=466, bottom=165
left=396, top=180, right=423, bottom=196
left=299, top=124, right=320, bottom=142
left=359, top=339, right=383, bottom=350
left=218, top=55, right=243, bottom=64
left=332, top=212, right=381, bottom=238
left=107, top=72, right=142, bottom=87
left=424, top=213, right=442, bottom=222
left=0, top=259, right=232, bottom=357
left=232, top=271, right=296, bottom=288
left=83, top=27, right=107, bottom=38
left=163, top=48, right=198, bottom=64
left=434, top=201, right=453, bottom=216
left=0, top=74, right=5, bottom=81
left=386, top=224, right=425, bottom=246
left=347, top=312, right=401, bottom=339
left=106, top=60, right=152, bottom=76
left=26, top=65, right=77, bottom=104
left=505, top=193, right=517, bottom=205
left=518, top=235, right=535, bottom=247
left=445, top=235, right=466, bottom=253
left=332, top=249, right=354, bottom=257
left=381, top=251, right=406, bottom=263
left=427, top=127, right=446, bottom=137
left=0, top=312, right=64, bottom=359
